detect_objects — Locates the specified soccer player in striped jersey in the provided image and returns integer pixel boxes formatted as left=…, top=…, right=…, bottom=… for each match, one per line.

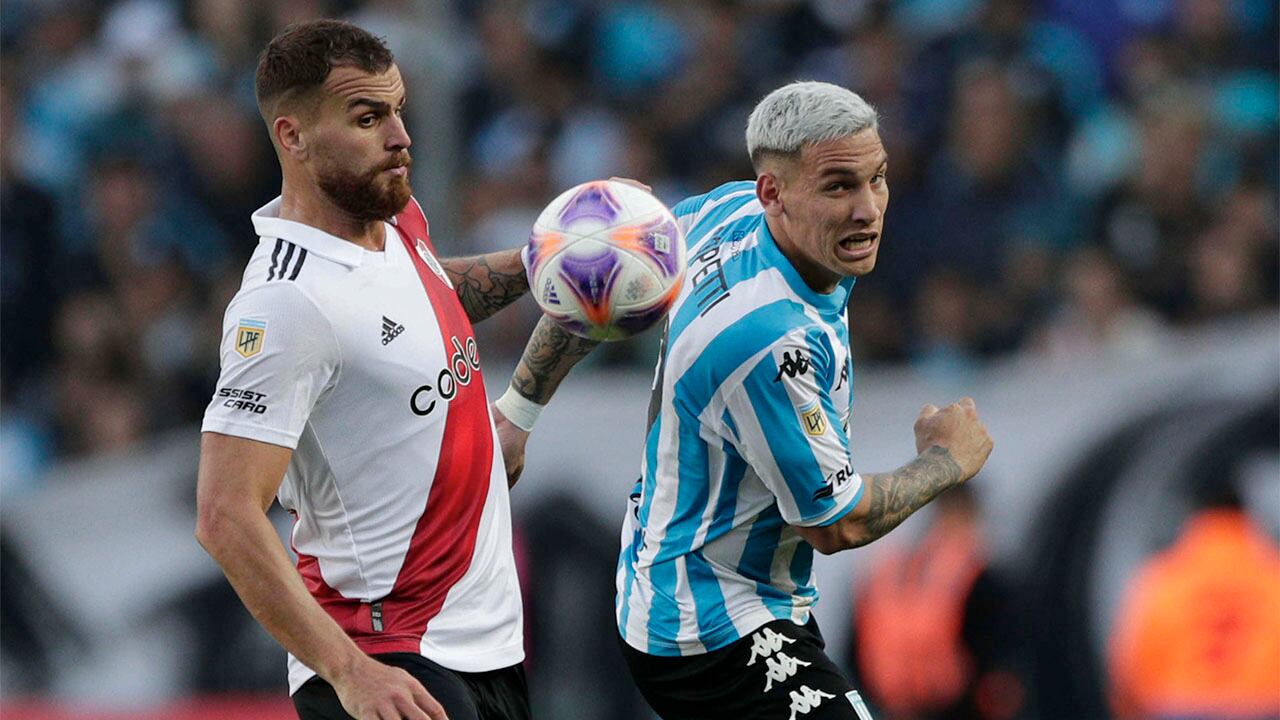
left=499, top=81, right=994, bottom=719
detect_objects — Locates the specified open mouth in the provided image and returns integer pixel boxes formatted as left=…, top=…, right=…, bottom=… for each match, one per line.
left=838, top=233, right=877, bottom=260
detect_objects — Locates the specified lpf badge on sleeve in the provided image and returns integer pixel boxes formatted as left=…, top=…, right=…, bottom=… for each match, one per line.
left=799, top=400, right=827, bottom=436
left=236, top=319, right=267, bottom=358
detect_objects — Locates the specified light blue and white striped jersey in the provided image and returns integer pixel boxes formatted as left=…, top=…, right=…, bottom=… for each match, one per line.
left=616, top=181, right=865, bottom=657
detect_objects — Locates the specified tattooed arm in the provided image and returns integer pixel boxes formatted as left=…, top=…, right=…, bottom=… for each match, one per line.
left=509, top=315, right=601, bottom=404
left=794, top=399, right=992, bottom=554
left=439, top=248, right=529, bottom=324
left=492, top=315, right=602, bottom=487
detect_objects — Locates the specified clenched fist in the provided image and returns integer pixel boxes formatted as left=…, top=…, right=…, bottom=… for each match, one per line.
left=913, top=397, right=993, bottom=482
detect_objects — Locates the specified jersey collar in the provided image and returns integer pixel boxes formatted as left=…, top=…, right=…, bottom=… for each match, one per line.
left=251, top=197, right=371, bottom=268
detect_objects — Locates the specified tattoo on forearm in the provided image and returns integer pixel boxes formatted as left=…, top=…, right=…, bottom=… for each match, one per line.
left=511, top=316, right=600, bottom=404
left=854, top=446, right=964, bottom=546
left=440, top=250, right=530, bottom=323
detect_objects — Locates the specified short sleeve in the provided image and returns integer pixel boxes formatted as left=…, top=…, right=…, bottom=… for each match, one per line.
left=671, top=194, right=708, bottom=239
left=201, top=282, right=340, bottom=449
left=724, top=329, right=862, bottom=527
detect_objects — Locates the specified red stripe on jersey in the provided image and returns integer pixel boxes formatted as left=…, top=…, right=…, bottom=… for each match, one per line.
left=350, top=199, right=493, bottom=653
left=291, top=511, right=365, bottom=635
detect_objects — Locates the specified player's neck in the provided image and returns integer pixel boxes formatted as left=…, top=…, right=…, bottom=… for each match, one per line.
left=278, top=182, right=387, bottom=253
left=764, top=215, right=839, bottom=294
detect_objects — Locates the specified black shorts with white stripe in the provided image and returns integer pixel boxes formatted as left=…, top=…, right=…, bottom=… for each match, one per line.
left=620, top=618, right=870, bottom=720
left=291, top=653, right=530, bottom=720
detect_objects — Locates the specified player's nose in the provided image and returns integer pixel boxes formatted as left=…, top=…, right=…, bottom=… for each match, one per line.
left=386, top=113, right=411, bottom=151
left=850, top=185, right=881, bottom=225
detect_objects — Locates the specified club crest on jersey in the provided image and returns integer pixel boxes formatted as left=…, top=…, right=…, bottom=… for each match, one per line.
left=798, top=400, right=827, bottom=437
left=415, top=238, right=453, bottom=289
left=235, top=319, right=266, bottom=358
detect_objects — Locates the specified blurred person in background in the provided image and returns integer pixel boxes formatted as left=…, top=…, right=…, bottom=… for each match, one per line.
left=848, top=484, right=1023, bottom=720
left=194, top=19, right=590, bottom=720
left=1033, top=246, right=1170, bottom=363
left=0, top=73, right=59, bottom=489
left=1108, top=480, right=1280, bottom=720
left=495, top=81, right=995, bottom=720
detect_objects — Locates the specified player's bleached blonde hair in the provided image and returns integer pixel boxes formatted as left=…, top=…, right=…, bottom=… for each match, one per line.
left=746, top=81, right=879, bottom=170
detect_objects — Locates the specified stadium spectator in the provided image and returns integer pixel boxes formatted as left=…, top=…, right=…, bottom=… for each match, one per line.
left=848, top=484, right=1024, bottom=720
left=1033, top=246, right=1170, bottom=363
left=1108, top=482, right=1280, bottom=720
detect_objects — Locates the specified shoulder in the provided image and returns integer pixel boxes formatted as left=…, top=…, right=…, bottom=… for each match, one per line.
left=225, top=251, right=329, bottom=326
left=672, top=181, right=758, bottom=224
left=694, top=300, right=829, bottom=374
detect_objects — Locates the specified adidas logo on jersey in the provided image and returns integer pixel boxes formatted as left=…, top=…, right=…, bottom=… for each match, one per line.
left=382, top=316, right=406, bottom=345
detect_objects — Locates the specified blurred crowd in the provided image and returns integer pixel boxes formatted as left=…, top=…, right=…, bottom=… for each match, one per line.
left=1, top=0, right=1277, bottom=485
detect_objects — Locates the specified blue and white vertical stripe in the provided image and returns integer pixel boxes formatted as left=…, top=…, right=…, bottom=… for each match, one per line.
left=616, top=181, right=864, bottom=657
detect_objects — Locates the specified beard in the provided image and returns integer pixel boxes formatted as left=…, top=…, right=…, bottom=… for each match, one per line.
left=315, top=152, right=413, bottom=222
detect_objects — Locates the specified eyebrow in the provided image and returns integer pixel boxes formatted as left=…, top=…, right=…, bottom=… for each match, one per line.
left=347, top=97, right=399, bottom=113
left=819, top=156, right=890, bottom=178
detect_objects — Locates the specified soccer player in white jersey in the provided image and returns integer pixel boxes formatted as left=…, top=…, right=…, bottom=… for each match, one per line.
left=497, top=81, right=994, bottom=719
left=194, top=20, right=594, bottom=720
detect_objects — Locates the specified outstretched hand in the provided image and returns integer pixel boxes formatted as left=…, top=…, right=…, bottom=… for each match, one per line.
left=492, top=404, right=530, bottom=488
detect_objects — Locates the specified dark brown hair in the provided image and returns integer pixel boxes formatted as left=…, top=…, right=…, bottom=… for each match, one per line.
left=254, top=19, right=394, bottom=119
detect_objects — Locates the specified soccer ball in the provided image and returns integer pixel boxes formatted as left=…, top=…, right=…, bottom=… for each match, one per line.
left=527, top=179, right=686, bottom=341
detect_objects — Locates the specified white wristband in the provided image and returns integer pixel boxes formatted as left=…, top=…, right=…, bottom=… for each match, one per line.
left=495, top=387, right=544, bottom=432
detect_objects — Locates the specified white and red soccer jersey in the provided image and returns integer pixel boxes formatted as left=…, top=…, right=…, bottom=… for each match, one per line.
left=201, top=197, right=523, bottom=694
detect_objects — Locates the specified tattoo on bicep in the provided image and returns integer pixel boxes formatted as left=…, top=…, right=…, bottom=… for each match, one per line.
left=855, top=446, right=963, bottom=545
left=511, top=317, right=600, bottom=404
left=442, top=253, right=530, bottom=323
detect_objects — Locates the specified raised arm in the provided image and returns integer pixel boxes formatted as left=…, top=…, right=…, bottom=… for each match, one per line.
left=491, top=315, right=601, bottom=486
left=793, top=399, right=992, bottom=554
left=439, top=248, right=530, bottom=324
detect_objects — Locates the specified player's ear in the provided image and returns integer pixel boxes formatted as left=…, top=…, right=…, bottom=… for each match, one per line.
left=756, top=171, right=785, bottom=217
left=274, top=115, right=309, bottom=160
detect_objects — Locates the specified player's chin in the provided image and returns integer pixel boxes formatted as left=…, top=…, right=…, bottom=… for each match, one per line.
left=836, top=252, right=878, bottom=277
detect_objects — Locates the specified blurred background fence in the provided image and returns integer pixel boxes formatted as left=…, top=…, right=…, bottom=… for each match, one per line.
left=2, top=0, right=1277, bottom=718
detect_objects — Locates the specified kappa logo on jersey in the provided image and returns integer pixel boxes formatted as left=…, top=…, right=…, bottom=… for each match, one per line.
left=774, top=350, right=810, bottom=382
left=381, top=316, right=405, bottom=345
left=834, top=363, right=849, bottom=392
left=415, top=238, right=453, bottom=289
left=236, top=319, right=266, bottom=358
left=409, top=335, right=481, bottom=416
left=788, top=686, right=836, bottom=720
left=763, top=652, right=812, bottom=692
left=746, top=627, right=796, bottom=667
left=798, top=400, right=827, bottom=437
